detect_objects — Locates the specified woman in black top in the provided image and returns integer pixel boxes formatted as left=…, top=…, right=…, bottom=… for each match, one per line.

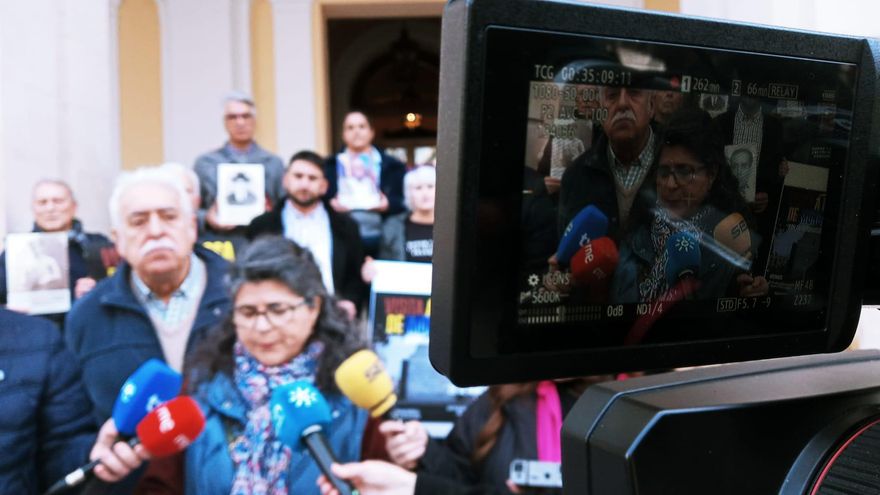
left=361, top=165, right=436, bottom=283
left=378, top=165, right=436, bottom=263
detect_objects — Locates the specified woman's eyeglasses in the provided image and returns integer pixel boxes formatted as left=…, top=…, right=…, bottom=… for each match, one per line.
left=657, top=164, right=707, bottom=184
left=233, top=300, right=310, bottom=329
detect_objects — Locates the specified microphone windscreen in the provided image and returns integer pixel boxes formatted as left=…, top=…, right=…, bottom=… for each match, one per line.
left=135, top=396, right=205, bottom=457
left=113, top=359, right=182, bottom=436
left=556, top=205, right=609, bottom=266
left=334, top=349, right=397, bottom=418
left=270, top=381, right=332, bottom=450
left=569, top=236, right=619, bottom=286
left=665, top=231, right=702, bottom=287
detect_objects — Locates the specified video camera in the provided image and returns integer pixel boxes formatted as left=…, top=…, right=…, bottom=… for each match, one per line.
left=429, top=0, right=880, bottom=493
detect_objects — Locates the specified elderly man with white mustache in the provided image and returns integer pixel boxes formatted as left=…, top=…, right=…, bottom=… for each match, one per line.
left=557, top=85, right=659, bottom=237
left=65, top=166, right=232, bottom=439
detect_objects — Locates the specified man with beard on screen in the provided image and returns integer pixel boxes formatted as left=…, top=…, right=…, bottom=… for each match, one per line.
left=247, top=150, right=365, bottom=320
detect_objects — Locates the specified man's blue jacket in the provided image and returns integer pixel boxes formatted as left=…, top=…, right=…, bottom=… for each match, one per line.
left=0, top=309, right=96, bottom=494
left=65, top=245, right=232, bottom=424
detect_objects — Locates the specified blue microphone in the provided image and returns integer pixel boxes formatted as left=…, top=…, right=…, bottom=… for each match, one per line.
left=113, top=359, right=183, bottom=436
left=556, top=205, right=609, bottom=266
left=665, top=231, right=702, bottom=290
left=270, top=381, right=354, bottom=495
left=44, top=359, right=182, bottom=494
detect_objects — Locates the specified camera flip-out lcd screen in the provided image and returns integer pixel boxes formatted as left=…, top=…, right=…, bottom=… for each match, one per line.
left=431, top=0, right=878, bottom=385
left=501, top=27, right=856, bottom=351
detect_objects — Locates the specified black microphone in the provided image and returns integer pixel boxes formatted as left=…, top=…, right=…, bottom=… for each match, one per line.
left=44, top=438, right=133, bottom=495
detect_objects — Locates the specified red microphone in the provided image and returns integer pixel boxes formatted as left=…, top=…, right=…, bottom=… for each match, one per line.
left=569, top=236, right=619, bottom=300
left=44, top=396, right=205, bottom=495
left=136, top=396, right=205, bottom=457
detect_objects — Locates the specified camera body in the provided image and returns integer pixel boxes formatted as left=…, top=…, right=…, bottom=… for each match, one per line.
left=431, top=0, right=880, bottom=384
left=561, top=350, right=880, bottom=494
left=431, top=0, right=880, bottom=493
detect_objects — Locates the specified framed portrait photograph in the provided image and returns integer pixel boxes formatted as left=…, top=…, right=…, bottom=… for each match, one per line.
left=699, top=93, right=730, bottom=117
left=216, top=163, right=266, bottom=226
left=335, top=153, right=383, bottom=211
left=725, top=143, right=759, bottom=202
left=5, top=232, right=70, bottom=315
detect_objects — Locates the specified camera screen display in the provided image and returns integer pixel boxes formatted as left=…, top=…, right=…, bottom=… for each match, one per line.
left=476, top=26, right=858, bottom=356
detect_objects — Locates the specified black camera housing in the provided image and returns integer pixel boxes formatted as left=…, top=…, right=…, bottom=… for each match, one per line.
left=430, top=0, right=880, bottom=386
left=561, top=350, right=880, bottom=494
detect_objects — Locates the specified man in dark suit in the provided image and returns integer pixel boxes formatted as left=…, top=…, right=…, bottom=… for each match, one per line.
left=248, top=150, right=365, bottom=319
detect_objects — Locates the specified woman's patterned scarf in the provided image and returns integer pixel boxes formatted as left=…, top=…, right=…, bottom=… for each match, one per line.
left=229, top=340, right=324, bottom=495
left=638, top=204, right=708, bottom=302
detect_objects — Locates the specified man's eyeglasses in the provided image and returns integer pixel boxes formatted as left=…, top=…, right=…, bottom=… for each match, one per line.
left=657, top=164, right=707, bottom=184
left=233, top=300, right=310, bottom=329
left=225, top=112, right=254, bottom=121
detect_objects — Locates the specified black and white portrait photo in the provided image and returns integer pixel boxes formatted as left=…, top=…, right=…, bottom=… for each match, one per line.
left=5, top=232, right=71, bottom=314
left=216, top=163, right=266, bottom=226
left=699, top=93, right=729, bottom=117
left=725, top=143, right=758, bottom=202
left=226, top=172, right=258, bottom=206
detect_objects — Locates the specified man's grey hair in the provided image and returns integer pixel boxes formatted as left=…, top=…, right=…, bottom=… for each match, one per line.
left=403, top=165, right=436, bottom=212
left=108, top=166, right=193, bottom=229
left=222, top=90, right=256, bottom=116
left=32, top=178, right=75, bottom=202
left=158, top=162, right=200, bottom=194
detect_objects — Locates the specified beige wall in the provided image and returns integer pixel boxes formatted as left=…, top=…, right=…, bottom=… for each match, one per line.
left=1, top=0, right=118, bottom=236
left=646, top=0, right=680, bottom=12
left=118, top=0, right=164, bottom=170
left=251, top=0, right=278, bottom=154
left=7, top=0, right=880, bottom=240
left=113, top=0, right=674, bottom=163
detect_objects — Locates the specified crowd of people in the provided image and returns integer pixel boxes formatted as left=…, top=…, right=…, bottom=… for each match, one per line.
left=534, top=84, right=783, bottom=307
left=0, top=92, right=450, bottom=494
left=0, top=79, right=791, bottom=495
left=4, top=89, right=593, bottom=495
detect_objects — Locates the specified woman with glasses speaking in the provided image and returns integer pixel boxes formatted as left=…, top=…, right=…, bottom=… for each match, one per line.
left=610, top=109, right=769, bottom=304
left=180, top=236, right=367, bottom=494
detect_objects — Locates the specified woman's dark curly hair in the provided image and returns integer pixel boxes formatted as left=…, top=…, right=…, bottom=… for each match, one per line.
left=186, top=235, right=364, bottom=394
left=660, top=108, right=752, bottom=222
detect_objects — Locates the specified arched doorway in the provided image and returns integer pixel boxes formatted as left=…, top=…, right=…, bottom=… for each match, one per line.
left=327, top=17, right=440, bottom=166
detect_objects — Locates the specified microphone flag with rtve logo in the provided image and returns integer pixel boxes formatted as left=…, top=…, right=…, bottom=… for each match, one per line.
left=112, top=358, right=182, bottom=436
left=556, top=205, right=609, bottom=266
left=135, top=396, right=205, bottom=457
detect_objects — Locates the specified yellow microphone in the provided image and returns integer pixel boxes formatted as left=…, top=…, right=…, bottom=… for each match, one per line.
left=334, top=349, right=398, bottom=418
